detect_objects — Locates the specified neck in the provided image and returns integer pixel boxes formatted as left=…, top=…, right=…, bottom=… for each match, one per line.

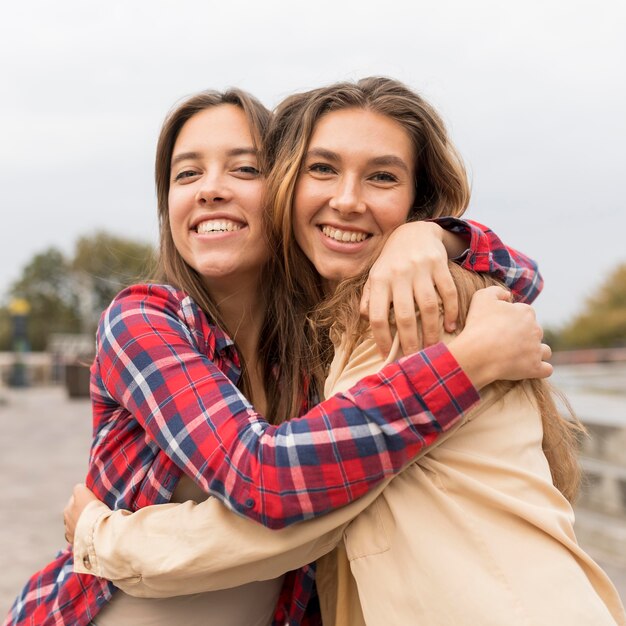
left=206, top=273, right=266, bottom=364
left=323, top=278, right=339, bottom=296
left=211, top=275, right=269, bottom=416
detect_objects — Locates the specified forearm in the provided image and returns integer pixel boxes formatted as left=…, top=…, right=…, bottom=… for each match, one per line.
left=439, top=227, right=468, bottom=259
left=431, top=217, right=543, bottom=303
left=73, top=486, right=387, bottom=597
left=203, top=343, right=477, bottom=527
left=75, top=322, right=476, bottom=596
left=101, top=286, right=478, bottom=528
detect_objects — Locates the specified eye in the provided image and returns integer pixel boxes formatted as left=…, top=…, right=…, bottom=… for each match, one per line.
left=370, top=171, right=399, bottom=184
left=233, top=165, right=261, bottom=178
left=308, top=163, right=337, bottom=176
left=173, top=169, right=200, bottom=182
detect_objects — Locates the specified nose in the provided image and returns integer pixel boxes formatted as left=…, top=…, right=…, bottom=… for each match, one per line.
left=196, top=171, right=233, bottom=205
left=328, top=176, right=366, bottom=215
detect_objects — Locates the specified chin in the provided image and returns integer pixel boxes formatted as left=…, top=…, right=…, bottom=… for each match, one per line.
left=331, top=264, right=363, bottom=283
left=320, top=271, right=354, bottom=289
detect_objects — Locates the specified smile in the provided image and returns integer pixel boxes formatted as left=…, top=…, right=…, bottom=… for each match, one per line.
left=195, top=219, right=243, bottom=234
left=320, top=225, right=371, bottom=243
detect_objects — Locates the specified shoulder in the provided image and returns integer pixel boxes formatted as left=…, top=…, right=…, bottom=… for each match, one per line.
left=325, top=323, right=460, bottom=398
left=105, top=283, right=212, bottom=321
left=108, top=283, right=187, bottom=310
left=99, top=283, right=220, bottom=354
left=325, top=329, right=401, bottom=397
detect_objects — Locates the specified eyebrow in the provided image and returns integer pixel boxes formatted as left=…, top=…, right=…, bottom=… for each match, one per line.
left=171, top=147, right=257, bottom=167
left=305, top=148, right=410, bottom=174
left=305, top=147, right=340, bottom=162
left=368, top=155, right=411, bottom=174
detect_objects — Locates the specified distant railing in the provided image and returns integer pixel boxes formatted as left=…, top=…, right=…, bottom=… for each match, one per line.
left=0, top=350, right=92, bottom=395
left=555, top=354, right=626, bottom=562
left=551, top=347, right=626, bottom=365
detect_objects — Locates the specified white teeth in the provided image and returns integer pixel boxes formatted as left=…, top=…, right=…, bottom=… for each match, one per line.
left=321, top=225, right=369, bottom=243
left=196, top=220, right=242, bottom=233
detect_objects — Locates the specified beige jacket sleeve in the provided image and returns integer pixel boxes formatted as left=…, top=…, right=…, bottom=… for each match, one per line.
left=72, top=330, right=436, bottom=599
left=73, top=484, right=391, bottom=597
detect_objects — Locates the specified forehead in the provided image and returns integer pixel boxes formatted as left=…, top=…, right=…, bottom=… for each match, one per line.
left=307, top=108, right=414, bottom=164
left=174, top=104, right=254, bottom=152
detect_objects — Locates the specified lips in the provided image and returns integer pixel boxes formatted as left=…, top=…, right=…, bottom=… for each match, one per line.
left=320, top=225, right=371, bottom=243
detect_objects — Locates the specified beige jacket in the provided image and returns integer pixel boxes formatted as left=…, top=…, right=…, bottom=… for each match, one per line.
left=74, top=332, right=626, bottom=625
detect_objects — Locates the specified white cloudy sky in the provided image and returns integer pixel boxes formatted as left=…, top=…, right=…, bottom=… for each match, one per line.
left=1, top=0, right=624, bottom=328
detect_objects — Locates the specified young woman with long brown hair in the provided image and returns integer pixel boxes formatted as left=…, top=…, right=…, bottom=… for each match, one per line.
left=64, top=78, right=624, bottom=625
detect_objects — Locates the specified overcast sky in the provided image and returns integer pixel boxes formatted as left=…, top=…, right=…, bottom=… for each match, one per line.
left=1, top=0, right=624, bottom=328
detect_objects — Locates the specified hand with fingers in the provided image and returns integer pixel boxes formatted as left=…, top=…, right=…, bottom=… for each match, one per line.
left=361, top=221, right=459, bottom=356
left=448, top=286, right=552, bottom=390
left=63, top=483, right=99, bottom=546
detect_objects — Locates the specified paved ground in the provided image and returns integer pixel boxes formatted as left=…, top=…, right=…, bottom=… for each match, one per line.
left=1, top=385, right=625, bottom=618
left=0, top=386, right=93, bottom=616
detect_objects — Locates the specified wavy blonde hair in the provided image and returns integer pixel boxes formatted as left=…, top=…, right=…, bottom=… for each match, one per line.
left=265, top=76, right=470, bottom=292
left=263, top=77, right=472, bottom=401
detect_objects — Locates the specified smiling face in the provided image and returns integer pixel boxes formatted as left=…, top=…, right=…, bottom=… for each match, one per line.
left=293, top=108, right=416, bottom=290
left=168, top=104, right=268, bottom=292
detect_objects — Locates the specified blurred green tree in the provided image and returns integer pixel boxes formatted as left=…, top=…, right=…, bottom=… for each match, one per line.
left=5, top=248, right=81, bottom=351
left=71, top=232, right=156, bottom=331
left=0, top=306, right=11, bottom=351
left=1, top=232, right=155, bottom=351
left=558, top=263, right=626, bottom=348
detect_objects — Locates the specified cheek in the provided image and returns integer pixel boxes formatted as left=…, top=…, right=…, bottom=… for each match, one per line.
left=247, top=202, right=266, bottom=228
left=239, top=182, right=265, bottom=225
left=377, top=192, right=414, bottom=234
left=244, top=179, right=265, bottom=204
left=167, top=189, right=187, bottom=225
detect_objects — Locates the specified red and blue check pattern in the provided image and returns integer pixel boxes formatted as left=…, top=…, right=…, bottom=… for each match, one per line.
left=5, top=219, right=541, bottom=626
left=434, top=217, right=543, bottom=303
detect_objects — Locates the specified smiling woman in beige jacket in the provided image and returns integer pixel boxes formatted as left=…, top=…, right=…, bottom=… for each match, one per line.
left=69, top=265, right=626, bottom=626
left=313, top=269, right=625, bottom=626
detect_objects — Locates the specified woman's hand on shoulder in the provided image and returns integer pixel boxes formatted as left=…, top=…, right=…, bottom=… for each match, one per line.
left=361, top=221, right=459, bottom=356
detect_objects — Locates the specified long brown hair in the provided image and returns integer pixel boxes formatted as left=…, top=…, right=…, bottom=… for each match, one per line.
left=263, top=76, right=472, bottom=400
left=152, top=89, right=300, bottom=423
left=315, top=263, right=585, bottom=502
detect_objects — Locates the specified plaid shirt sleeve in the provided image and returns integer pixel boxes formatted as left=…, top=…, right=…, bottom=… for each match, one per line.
left=97, top=284, right=479, bottom=529
left=432, top=217, right=543, bottom=303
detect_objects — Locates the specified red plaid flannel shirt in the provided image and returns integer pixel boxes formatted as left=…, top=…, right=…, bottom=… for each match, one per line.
left=5, top=219, right=541, bottom=626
